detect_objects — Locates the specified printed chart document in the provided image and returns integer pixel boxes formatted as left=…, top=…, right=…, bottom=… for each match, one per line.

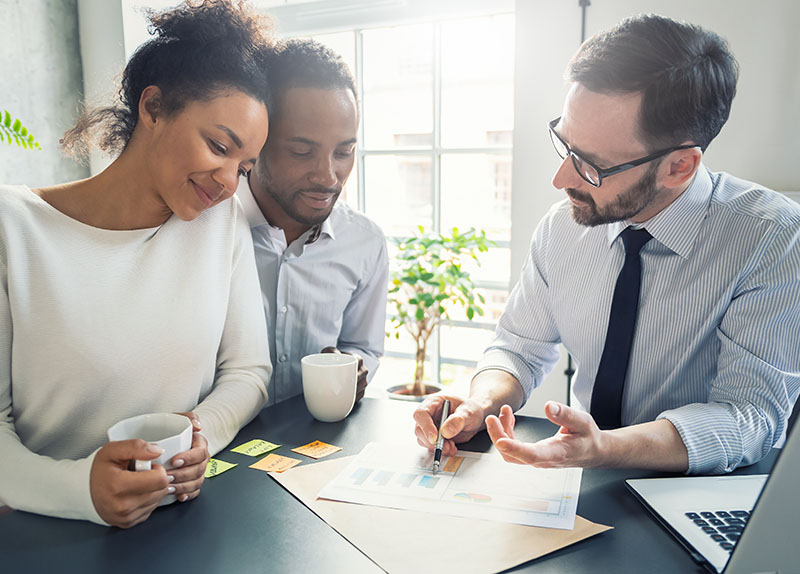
left=271, top=455, right=611, bottom=574
left=318, top=442, right=582, bottom=530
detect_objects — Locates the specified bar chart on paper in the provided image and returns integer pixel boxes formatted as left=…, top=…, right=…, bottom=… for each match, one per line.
left=318, top=442, right=583, bottom=529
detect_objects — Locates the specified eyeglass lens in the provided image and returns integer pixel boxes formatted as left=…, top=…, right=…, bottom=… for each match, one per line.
left=549, top=128, right=600, bottom=186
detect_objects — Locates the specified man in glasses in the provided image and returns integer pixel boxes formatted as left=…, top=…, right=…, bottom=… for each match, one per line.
left=414, top=14, right=800, bottom=474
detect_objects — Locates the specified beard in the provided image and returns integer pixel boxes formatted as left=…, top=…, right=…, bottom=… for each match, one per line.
left=566, top=162, right=660, bottom=227
left=254, top=165, right=340, bottom=227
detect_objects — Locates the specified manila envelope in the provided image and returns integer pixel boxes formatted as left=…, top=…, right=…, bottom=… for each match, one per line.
left=271, top=456, right=612, bottom=574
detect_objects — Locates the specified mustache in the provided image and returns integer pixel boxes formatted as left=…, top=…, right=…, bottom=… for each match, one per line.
left=297, top=186, right=340, bottom=196
left=565, top=188, right=594, bottom=203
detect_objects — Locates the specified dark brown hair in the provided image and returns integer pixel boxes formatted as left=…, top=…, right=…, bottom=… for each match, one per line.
left=567, top=14, right=739, bottom=151
left=62, top=0, right=272, bottom=160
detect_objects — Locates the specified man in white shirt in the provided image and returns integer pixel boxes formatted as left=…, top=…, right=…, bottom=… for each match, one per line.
left=414, top=14, right=800, bottom=474
left=238, top=39, right=389, bottom=406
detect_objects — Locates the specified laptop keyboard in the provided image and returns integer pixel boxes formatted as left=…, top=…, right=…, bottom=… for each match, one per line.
left=684, top=510, right=750, bottom=552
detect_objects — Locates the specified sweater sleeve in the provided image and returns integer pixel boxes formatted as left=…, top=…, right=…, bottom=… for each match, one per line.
left=0, top=241, right=105, bottom=524
left=193, top=201, right=272, bottom=455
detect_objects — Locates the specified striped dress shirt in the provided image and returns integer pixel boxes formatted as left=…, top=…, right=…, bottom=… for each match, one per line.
left=476, top=166, right=800, bottom=474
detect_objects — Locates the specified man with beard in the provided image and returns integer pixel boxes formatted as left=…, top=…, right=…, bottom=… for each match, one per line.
left=414, top=14, right=800, bottom=474
left=237, top=39, right=388, bottom=405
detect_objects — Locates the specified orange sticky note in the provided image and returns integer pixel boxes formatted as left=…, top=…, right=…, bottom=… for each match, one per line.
left=291, top=440, right=342, bottom=459
left=250, top=453, right=302, bottom=473
left=442, top=456, right=464, bottom=473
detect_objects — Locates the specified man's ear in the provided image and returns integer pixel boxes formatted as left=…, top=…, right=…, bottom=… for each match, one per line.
left=661, top=146, right=702, bottom=190
left=138, top=85, right=164, bottom=128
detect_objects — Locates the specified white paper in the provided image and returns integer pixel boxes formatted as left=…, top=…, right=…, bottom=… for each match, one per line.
left=318, top=442, right=583, bottom=530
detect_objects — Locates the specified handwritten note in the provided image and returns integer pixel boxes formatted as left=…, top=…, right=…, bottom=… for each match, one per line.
left=231, top=439, right=281, bottom=457
left=205, top=458, right=237, bottom=478
left=292, top=440, right=342, bottom=459
left=250, top=453, right=302, bottom=473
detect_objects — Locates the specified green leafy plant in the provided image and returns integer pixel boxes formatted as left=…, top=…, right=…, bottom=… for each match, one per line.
left=1, top=110, right=41, bottom=150
left=388, top=226, right=493, bottom=396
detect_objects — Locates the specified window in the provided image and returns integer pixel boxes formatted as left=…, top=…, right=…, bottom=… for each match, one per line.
left=120, top=1, right=515, bottom=393
left=312, top=12, right=515, bottom=392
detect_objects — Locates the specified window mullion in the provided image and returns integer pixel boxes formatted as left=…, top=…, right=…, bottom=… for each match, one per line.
left=431, top=20, right=442, bottom=386
left=355, top=29, right=367, bottom=212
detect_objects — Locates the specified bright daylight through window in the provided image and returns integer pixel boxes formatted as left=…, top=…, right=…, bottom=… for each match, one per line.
left=313, top=13, right=515, bottom=392
left=122, top=1, right=515, bottom=393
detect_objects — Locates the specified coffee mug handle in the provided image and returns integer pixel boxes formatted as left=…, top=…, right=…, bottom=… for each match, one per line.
left=133, top=460, right=152, bottom=471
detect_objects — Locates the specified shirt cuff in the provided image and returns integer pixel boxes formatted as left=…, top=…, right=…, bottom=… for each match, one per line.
left=474, top=349, right=534, bottom=402
left=658, top=403, right=743, bottom=475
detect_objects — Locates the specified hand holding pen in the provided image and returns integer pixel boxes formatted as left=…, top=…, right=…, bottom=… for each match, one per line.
left=432, top=399, right=451, bottom=474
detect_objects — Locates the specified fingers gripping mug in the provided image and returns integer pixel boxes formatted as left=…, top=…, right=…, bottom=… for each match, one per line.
left=107, top=412, right=193, bottom=505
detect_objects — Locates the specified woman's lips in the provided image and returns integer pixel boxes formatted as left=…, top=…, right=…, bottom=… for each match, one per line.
left=192, top=181, right=215, bottom=207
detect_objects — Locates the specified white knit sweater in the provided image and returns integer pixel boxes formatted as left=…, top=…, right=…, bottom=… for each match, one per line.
left=0, top=185, right=271, bottom=524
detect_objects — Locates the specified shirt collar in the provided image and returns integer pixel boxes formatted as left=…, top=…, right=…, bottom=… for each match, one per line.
left=236, top=176, right=269, bottom=229
left=236, top=175, right=338, bottom=242
left=605, top=165, right=714, bottom=259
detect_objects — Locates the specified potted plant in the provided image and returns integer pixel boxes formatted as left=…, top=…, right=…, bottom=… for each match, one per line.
left=1, top=109, right=41, bottom=150
left=387, top=226, right=492, bottom=400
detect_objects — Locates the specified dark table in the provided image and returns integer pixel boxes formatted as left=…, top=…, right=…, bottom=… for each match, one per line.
left=0, top=396, right=776, bottom=573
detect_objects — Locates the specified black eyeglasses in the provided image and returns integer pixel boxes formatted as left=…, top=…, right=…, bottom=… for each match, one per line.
left=548, top=117, right=697, bottom=188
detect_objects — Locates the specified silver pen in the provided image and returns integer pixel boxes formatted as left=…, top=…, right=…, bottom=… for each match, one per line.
left=432, top=399, right=451, bottom=474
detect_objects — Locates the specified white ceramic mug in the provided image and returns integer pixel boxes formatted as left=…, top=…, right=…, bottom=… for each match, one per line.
left=107, top=412, right=193, bottom=505
left=301, top=353, right=358, bottom=422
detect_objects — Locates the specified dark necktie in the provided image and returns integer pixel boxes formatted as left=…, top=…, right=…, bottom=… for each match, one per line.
left=590, top=227, right=653, bottom=430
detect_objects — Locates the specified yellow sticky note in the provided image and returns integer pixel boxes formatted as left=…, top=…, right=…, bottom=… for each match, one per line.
left=250, top=453, right=302, bottom=473
left=231, top=439, right=281, bottom=457
left=291, top=440, right=342, bottom=459
left=205, top=458, right=237, bottom=478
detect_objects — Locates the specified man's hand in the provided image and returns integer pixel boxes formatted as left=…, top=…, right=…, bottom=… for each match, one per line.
left=170, top=412, right=210, bottom=503
left=90, top=440, right=170, bottom=528
left=486, top=401, right=690, bottom=472
left=486, top=401, right=605, bottom=468
left=321, top=346, right=368, bottom=402
left=413, top=394, right=489, bottom=457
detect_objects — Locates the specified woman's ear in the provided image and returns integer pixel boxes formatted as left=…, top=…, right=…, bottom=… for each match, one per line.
left=661, top=146, right=702, bottom=190
left=138, top=85, right=164, bottom=128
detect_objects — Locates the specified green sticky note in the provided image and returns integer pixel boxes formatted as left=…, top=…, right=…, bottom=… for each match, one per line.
left=231, top=439, right=281, bottom=457
left=205, top=458, right=237, bottom=478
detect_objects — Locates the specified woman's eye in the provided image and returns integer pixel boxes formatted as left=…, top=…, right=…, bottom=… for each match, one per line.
left=210, top=140, right=227, bottom=154
left=238, top=167, right=249, bottom=177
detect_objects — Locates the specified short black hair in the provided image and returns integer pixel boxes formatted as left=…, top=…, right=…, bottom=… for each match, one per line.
left=567, top=13, right=739, bottom=151
left=63, top=0, right=272, bottom=159
left=266, top=38, right=358, bottom=120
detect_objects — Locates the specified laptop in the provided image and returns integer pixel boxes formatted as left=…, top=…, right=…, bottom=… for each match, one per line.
left=626, top=418, right=798, bottom=574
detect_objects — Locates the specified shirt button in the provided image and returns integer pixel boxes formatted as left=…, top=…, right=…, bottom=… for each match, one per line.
left=280, top=305, right=288, bottom=313
left=279, top=354, right=287, bottom=363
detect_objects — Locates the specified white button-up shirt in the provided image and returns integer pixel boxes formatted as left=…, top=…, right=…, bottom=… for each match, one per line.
left=237, top=178, right=389, bottom=405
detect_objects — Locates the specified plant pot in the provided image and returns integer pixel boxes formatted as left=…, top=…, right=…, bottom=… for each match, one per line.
left=386, top=382, right=443, bottom=402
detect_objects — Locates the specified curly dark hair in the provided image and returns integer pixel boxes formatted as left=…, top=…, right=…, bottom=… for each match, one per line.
left=266, top=38, right=358, bottom=121
left=62, top=0, right=273, bottom=160
left=567, top=13, right=739, bottom=152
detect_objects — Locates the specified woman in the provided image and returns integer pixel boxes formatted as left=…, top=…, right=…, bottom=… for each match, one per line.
left=0, top=0, right=272, bottom=527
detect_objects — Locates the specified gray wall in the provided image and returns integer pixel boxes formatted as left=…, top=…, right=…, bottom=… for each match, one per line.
left=0, top=0, right=89, bottom=187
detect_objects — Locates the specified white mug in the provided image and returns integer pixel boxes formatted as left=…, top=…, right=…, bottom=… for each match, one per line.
left=301, top=353, right=358, bottom=422
left=107, top=412, right=193, bottom=505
